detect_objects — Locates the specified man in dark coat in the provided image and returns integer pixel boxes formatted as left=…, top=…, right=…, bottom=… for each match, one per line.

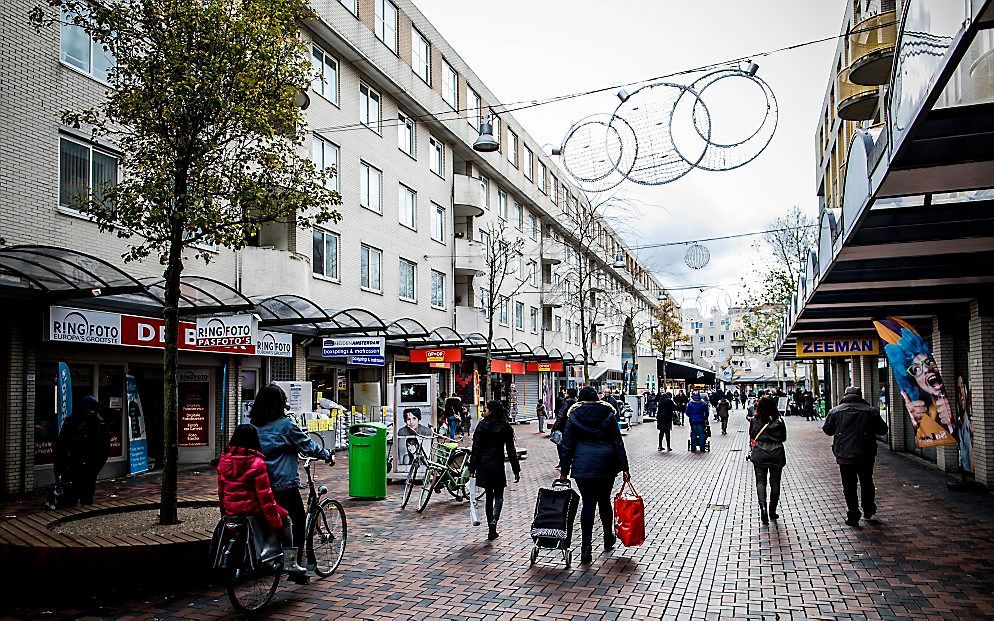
left=55, top=395, right=110, bottom=506
left=656, top=392, right=676, bottom=451
left=823, top=386, right=889, bottom=527
left=673, top=390, right=688, bottom=425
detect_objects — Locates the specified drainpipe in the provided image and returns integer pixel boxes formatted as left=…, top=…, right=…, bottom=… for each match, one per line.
left=20, top=332, right=28, bottom=494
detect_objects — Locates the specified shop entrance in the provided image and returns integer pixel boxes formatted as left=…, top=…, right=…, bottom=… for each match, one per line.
left=130, top=366, right=164, bottom=470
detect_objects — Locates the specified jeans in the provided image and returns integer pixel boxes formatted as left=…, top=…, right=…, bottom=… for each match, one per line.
left=720, top=417, right=728, bottom=434
left=537, top=415, right=546, bottom=434
left=690, top=422, right=707, bottom=451
left=753, top=463, right=783, bottom=512
left=273, top=487, right=306, bottom=562
left=446, top=416, right=457, bottom=439
left=484, top=486, right=504, bottom=526
left=658, top=429, right=671, bottom=450
left=575, top=477, right=615, bottom=549
left=839, top=462, right=876, bottom=520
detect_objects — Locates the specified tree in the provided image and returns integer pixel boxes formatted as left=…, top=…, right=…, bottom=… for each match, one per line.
left=478, top=220, right=526, bottom=400
left=32, top=0, right=342, bottom=523
left=649, top=297, right=686, bottom=389
left=606, top=291, right=658, bottom=395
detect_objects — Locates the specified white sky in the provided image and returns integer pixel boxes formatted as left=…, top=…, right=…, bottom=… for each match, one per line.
left=414, top=0, right=845, bottom=306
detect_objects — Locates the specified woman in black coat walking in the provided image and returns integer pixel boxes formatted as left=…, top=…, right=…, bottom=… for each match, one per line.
left=559, top=386, right=631, bottom=565
left=749, top=395, right=787, bottom=524
left=656, top=392, right=675, bottom=451
left=468, top=400, right=520, bottom=541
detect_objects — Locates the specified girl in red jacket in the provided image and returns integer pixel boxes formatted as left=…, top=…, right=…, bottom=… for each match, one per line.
left=217, top=424, right=307, bottom=580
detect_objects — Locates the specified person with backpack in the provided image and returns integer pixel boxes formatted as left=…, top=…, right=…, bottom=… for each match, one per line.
left=749, top=395, right=787, bottom=524
left=468, top=400, right=520, bottom=541
left=823, top=386, right=889, bottom=527
left=217, top=424, right=307, bottom=580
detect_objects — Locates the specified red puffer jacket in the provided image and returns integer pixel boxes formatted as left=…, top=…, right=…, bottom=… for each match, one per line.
left=217, top=447, right=288, bottom=531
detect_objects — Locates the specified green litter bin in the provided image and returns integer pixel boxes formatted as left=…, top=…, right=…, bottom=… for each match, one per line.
left=348, top=422, right=388, bottom=499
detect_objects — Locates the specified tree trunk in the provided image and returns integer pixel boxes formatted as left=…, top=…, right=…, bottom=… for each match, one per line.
left=811, top=360, right=821, bottom=398
left=159, top=219, right=184, bottom=525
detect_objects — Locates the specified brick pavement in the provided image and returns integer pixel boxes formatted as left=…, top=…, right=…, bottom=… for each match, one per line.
left=3, top=412, right=994, bottom=620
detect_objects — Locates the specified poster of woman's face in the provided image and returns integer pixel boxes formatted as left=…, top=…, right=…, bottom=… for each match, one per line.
left=395, top=407, right=430, bottom=471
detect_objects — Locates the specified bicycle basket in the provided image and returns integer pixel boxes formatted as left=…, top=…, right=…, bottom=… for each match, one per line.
left=432, top=442, right=455, bottom=466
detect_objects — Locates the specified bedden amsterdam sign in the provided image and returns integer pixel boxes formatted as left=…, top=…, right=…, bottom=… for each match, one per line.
left=796, top=336, right=880, bottom=358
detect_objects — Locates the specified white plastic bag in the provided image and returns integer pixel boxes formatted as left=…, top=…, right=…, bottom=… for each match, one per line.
left=468, top=477, right=481, bottom=526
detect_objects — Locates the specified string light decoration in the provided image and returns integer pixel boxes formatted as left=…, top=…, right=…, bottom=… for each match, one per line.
left=684, top=243, right=711, bottom=270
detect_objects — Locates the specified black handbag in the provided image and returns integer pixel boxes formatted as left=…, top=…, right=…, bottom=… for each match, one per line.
left=209, top=515, right=282, bottom=572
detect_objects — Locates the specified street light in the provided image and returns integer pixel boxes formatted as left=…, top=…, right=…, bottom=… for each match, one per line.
left=473, top=114, right=499, bottom=152
left=612, top=251, right=626, bottom=269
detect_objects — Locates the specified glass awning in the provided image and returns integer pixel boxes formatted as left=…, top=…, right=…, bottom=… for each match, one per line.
left=0, top=245, right=147, bottom=300
left=142, top=276, right=254, bottom=316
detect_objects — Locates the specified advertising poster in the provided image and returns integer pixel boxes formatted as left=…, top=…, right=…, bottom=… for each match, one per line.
left=873, top=317, right=957, bottom=448
left=178, top=370, right=211, bottom=447
left=56, top=361, right=72, bottom=432
left=394, top=376, right=433, bottom=476
left=125, top=374, right=149, bottom=475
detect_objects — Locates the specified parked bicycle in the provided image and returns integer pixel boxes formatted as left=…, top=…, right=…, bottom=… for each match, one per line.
left=222, top=455, right=347, bottom=614
left=400, top=431, right=482, bottom=513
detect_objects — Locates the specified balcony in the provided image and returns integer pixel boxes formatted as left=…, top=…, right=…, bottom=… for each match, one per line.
left=238, top=246, right=311, bottom=298
left=453, top=174, right=486, bottom=217
left=542, top=288, right=563, bottom=308
left=454, top=237, right=485, bottom=275
left=847, top=11, right=897, bottom=86
left=837, top=67, right=879, bottom=121
left=541, top=243, right=564, bottom=265
left=456, top=305, right=487, bottom=334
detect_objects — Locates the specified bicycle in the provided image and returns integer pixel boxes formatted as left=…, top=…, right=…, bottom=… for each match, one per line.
left=224, top=453, right=347, bottom=614
left=408, top=432, right=482, bottom=514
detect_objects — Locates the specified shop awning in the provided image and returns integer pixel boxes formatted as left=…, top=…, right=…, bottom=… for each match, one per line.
left=0, top=245, right=147, bottom=300
left=141, top=275, right=254, bottom=316
left=662, top=359, right=717, bottom=384
left=256, top=296, right=386, bottom=335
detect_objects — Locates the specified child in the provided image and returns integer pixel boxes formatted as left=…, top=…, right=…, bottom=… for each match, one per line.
left=217, top=424, right=307, bottom=581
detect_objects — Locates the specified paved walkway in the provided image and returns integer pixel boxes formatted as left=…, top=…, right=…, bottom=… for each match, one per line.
left=4, top=412, right=994, bottom=620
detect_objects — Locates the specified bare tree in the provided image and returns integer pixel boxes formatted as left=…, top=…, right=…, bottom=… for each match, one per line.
left=649, top=298, right=687, bottom=389
left=478, top=219, right=526, bottom=399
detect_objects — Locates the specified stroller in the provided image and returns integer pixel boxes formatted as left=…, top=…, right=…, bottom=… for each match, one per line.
left=688, top=423, right=712, bottom=452
left=529, top=480, right=580, bottom=568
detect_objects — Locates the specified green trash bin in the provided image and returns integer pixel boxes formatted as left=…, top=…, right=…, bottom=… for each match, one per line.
left=348, top=422, right=388, bottom=499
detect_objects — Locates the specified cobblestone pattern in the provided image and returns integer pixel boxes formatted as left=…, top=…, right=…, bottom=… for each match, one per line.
left=3, top=412, right=994, bottom=620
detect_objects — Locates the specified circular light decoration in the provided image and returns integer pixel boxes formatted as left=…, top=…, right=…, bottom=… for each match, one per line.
left=695, top=287, right=732, bottom=319
left=609, top=82, right=711, bottom=186
left=559, top=114, right=636, bottom=193
left=678, top=67, right=779, bottom=171
left=684, top=243, right=710, bottom=269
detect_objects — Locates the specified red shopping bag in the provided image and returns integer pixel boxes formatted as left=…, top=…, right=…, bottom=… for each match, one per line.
left=613, top=480, right=645, bottom=547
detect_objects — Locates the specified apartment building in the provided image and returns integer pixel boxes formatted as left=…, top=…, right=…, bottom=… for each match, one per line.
left=0, top=0, right=663, bottom=494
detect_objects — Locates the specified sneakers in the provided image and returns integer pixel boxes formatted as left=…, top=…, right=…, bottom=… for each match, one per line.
left=657, top=447, right=663, bottom=451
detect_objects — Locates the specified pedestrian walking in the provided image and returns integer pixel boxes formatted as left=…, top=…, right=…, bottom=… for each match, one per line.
left=674, top=390, right=688, bottom=425
left=536, top=400, right=548, bottom=435
left=717, top=398, right=731, bottom=434
left=250, top=384, right=333, bottom=582
left=468, top=400, right=520, bottom=541
left=601, top=386, right=620, bottom=418
left=644, top=391, right=658, bottom=420
left=552, top=387, right=578, bottom=468
left=749, top=395, right=787, bottom=524
left=686, top=392, right=710, bottom=453
left=803, top=391, right=816, bottom=421
left=558, top=386, right=630, bottom=565
left=823, top=386, right=888, bottom=527
left=54, top=395, right=109, bottom=506
left=444, top=395, right=462, bottom=441
left=656, top=392, right=676, bottom=451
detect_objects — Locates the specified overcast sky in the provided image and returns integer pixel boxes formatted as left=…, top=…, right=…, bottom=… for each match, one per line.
left=415, top=0, right=845, bottom=307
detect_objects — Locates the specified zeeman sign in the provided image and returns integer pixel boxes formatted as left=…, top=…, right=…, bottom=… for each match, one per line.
left=796, top=337, right=880, bottom=358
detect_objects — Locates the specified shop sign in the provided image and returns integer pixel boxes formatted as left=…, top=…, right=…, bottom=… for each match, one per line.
left=429, top=362, right=448, bottom=369
left=796, top=336, right=879, bottom=358
left=490, top=359, right=525, bottom=375
left=322, top=336, right=385, bottom=357
left=256, top=330, right=293, bottom=358
left=195, top=314, right=258, bottom=348
left=409, top=348, right=463, bottom=364
left=178, top=369, right=210, bottom=447
left=526, top=361, right=563, bottom=373
left=349, top=355, right=385, bottom=367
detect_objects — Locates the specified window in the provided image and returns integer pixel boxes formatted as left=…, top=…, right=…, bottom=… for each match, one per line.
left=538, top=162, right=547, bottom=193
left=397, top=111, right=415, bottom=156
left=61, top=11, right=114, bottom=82
left=498, top=190, right=507, bottom=220
left=312, top=229, right=340, bottom=280
left=498, top=296, right=509, bottom=326
left=480, top=287, right=491, bottom=316
left=480, top=176, right=491, bottom=208
left=375, top=0, right=398, bottom=53
left=431, top=203, right=445, bottom=243
left=360, top=162, right=382, bottom=213
left=431, top=270, right=445, bottom=309
left=59, top=136, right=118, bottom=212
left=551, top=176, right=559, bottom=205
left=360, top=244, right=382, bottom=291
left=524, top=147, right=533, bottom=180
left=468, top=88, right=482, bottom=128
left=428, top=135, right=444, bottom=177
left=339, top=0, right=358, bottom=14
left=529, top=261, right=538, bottom=287
left=513, top=201, right=522, bottom=229
left=412, top=30, right=430, bottom=84
left=311, top=45, right=339, bottom=104
left=514, top=301, right=524, bottom=330
left=399, top=258, right=416, bottom=301
left=478, top=229, right=490, bottom=248
left=507, top=129, right=518, bottom=166
left=442, top=61, right=458, bottom=108
left=699, top=336, right=705, bottom=344
left=517, top=256, right=526, bottom=280
left=555, top=315, right=562, bottom=333
left=491, top=114, right=502, bottom=152
left=529, top=214, right=539, bottom=241
left=399, top=185, right=417, bottom=230
left=359, top=82, right=381, bottom=132
left=311, top=136, right=339, bottom=191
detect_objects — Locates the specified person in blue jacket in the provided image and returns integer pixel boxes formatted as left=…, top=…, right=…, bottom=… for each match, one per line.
left=686, top=392, right=711, bottom=453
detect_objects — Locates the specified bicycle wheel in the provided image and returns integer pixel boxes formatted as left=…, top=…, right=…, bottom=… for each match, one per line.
left=416, top=467, right=439, bottom=513
left=401, top=460, right=419, bottom=509
left=226, top=565, right=280, bottom=614
left=300, top=431, right=325, bottom=459
left=308, top=498, right=347, bottom=577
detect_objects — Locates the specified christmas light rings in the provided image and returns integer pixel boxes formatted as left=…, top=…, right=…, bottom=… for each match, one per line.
left=695, top=287, right=732, bottom=319
left=608, top=82, right=712, bottom=186
left=678, top=68, right=779, bottom=171
left=558, top=114, right=637, bottom=193
left=684, top=243, right=710, bottom=270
